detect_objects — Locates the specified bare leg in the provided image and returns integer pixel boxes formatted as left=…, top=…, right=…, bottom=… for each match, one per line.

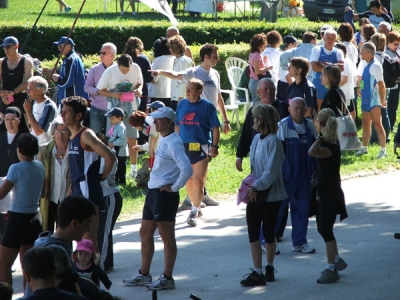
left=325, top=240, right=338, bottom=265
left=250, top=241, right=263, bottom=269
left=140, top=219, right=157, bottom=274
left=128, top=137, right=138, bottom=165
left=0, top=245, right=19, bottom=285
left=361, top=110, right=372, bottom=146
left=370, top=106, right=386, bottom=147
left=157, top=221, right=176, bottom=278
left=56, top=0, right=67, bottom=11
left=129, top=0, right=136, bottom=13
left=186, top=158, right=208, bottom=208
left=119, top=0, right=124, bottom=12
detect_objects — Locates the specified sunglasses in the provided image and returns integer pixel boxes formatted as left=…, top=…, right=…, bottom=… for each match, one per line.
left=99, top=51, right=107, bottom=55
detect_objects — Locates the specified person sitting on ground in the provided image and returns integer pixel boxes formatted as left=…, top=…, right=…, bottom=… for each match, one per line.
left=22, top=247, right=86, bottom=300
left=73, top=239, right=111, bottom=290
left=308, top=108, right=348, bottom=284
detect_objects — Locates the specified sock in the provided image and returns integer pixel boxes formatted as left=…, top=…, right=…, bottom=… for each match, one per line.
left=254, top=268, right=262, bottom=275
left=191, top=206, right=199, bottom=213
left=381, top=147, right=386, bottom=152
left=326, top=263, right=335, bottom=271
left=361, top=145, right=368, bottom=151
left=334, top=255, right=341, bottom=264
left=131, top=164, right=137, bottom=171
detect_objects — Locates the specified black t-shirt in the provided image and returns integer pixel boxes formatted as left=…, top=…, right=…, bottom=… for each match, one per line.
left=286, top=78, right=317, bottom=109
left=320, top=88, right=345, bottom=116
left=317, top=140, right=341, bottom=185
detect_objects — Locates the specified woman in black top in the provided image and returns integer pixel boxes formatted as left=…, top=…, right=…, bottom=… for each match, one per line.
left=320, top=65, right=346, bottom=116
left=308, top=108, right=348, bottom=284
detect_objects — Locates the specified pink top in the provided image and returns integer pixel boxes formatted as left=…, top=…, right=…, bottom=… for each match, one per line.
left=249, top=52, right=266, bottom=80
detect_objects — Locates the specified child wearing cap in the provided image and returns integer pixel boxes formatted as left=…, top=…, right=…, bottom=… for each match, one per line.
left=106, top=107, right=128, bottom=185
left=74, top=239, right=112, bottom=290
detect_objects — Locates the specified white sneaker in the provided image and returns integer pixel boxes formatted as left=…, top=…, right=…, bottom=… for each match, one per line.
left=147, top=274, right=175, bottom=290
left=376, top=149, right=387, bottom=159
left=132, top=11, right=137, bottom=15
left=120, top=11, right=124, bottom=15
left=123, top=270, right=152, bottom=286
left=292, top=243, right=316, bottom=254
left=355, top=148, right=368, bottom=156
left=130, top=169, right=137, bottom=179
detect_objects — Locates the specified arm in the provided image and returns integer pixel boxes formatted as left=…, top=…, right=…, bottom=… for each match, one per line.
left=340, top=75, right=348, bottom=86
left=23, top=100, right=44, bottom=135
left=54, top=57, right=76, bottom=87
left=308, top=137, right=333, bottom=158
left=0, top=180, right=14, bottom=200
left=84, top=67, right=99, bottom=96
left=15, top=58, right=33, bottom=95
left=81, top=130, right=116, bottom=179
left=217, top=93, right=231, bottom=134
left=378, top=81, right=387, bottom=108
left=236, top=109, right=254, bottom=171
left=98, top=89, right=122, bottom=99
left=109, top=126, right=126, bottom=147
left=148, top=69, right=183, bottom=80
left=209, top=126, right=220, bottom=158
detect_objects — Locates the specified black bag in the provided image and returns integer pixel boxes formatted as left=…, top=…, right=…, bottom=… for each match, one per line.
left=255, top=185, right=272, bottom=204
left=376, top=52, right=400, bottom=88
left=251, top=65, right=272, bottom=80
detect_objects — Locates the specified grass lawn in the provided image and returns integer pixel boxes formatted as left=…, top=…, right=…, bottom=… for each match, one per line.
left=2, top=0, right=399, bottom=219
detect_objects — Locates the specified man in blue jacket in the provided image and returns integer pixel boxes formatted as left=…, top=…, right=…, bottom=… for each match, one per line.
left=276, top=97, right=317, bottom=254
left=52, top=37, right=88, bottom=106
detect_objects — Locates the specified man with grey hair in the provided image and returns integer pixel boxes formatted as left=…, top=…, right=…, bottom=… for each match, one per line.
left=166, top=26, right=192, bottom=58
left=23, top=75, right=57, bottom=145
left=310, top=29, right=344, bottom=110
left=84, top=42, right=117, bottom=134
left=378, top=21, right=391, bottom=35
left=276, top=97, right=317, bottom=254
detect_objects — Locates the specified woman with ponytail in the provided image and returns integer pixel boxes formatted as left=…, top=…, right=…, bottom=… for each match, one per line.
left=308, top=108, right=348, bottom=284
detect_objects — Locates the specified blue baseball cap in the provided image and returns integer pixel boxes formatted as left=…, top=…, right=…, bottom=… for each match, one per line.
left=150, top=101, right=165, bottom=110
left=53, top=36, right=75, bottom=46
left=0, top=36, right=19, bottom=47
left=105, top=107, right=124, bottom=118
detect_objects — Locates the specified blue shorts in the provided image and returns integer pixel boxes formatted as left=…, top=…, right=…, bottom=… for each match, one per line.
left=184, top=143, right=210, bottom=165
left=142, top=189, right=179, bottom=222
left=361, top=101, right=380, bottom=113
left=313, top=79, right=328, bottom=100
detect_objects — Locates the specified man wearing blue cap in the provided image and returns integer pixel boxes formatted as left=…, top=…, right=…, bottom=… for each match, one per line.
left=0, top=36, right=34, bottom=117
left=51, top=37, right=88, bottom=106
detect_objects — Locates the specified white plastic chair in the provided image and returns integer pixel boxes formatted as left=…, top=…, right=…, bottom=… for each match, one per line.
left=225, top=57, right=249, bottom=73
left=227, top=66, right=251, bottom=117
left=221, top=89, right=240, bottom=129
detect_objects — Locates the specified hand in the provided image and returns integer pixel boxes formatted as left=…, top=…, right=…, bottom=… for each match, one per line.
left=235, top=158, right=243, bottom=172
left=159, top=184, right=173, bottom=192
left=131, top=145, right=142, bottom=151
left=246, top=188, right=257, bottom=202
left=149, top=69, right=160, bottom=77
left=108, top=142, right=114, bottom=148
left=23, top=99, right=32, bottom=113
left=209, top=146, right=219, bottom=158
left=133, top=89, right=142, bottom=98
left=381, top=100, right=387, bottom=109
left=52, top=74, right=60, bottom=82
left=223, top=123, right=231, bottom=134
left=394, top=143, right=400, bottom=156
left=267, top=66, right=273, bottom=71
left=344, top=6, right=351, bottom=13
left=113, top=92, right=122, bottom=99
left=1, top=96, right=10, bottom=106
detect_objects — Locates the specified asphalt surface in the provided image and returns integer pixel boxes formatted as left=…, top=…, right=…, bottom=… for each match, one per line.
left=11, top=171, right=400, bottom=300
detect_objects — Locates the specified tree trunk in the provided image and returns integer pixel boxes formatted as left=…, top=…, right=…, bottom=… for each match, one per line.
left=0, top=0, right=8, bottom=9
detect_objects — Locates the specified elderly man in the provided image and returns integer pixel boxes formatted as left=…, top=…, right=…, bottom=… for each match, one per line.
left=150, top=43, right=231, bottom=207
left=52, top=37, right=88, bottom=106
left=166, top=26, right=192, bottom=58
left=310, top=29, right=344, bottom=110
left=355, top=42, right=387, bottom=158
left=97, top=54, right=143, bottom=178
left=0, top=36, right=33, bottom=116
left=378, top=21, right=391, bottom=35
left=236, top=78, right=289, bottom=172
left=84, top=42, right=117, bottom=134
left=23, top=76, right=57, bottom=145
left=123, top=107, right=192, bottom=290
left=276, top=97, right=317, bottom=254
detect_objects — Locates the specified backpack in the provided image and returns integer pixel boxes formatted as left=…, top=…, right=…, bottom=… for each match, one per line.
left=376, top=53, right=400, bottom=88
left=135, top=158, right=150, bottom=187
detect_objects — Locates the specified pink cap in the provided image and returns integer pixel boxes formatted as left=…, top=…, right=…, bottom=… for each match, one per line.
left=76, top=239, right=95, bottom=254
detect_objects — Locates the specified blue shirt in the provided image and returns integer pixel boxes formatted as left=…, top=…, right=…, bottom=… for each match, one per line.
left=6, top=160, right=45, bottom=213
left=175, top=98, right=221, bottom=145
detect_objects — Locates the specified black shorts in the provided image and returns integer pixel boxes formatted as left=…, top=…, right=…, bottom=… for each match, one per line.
left=1, top=211, right=42, bottom=249
left=184, top=143, right=209, bottom=165
left=142, top=188, right=179, bottom=222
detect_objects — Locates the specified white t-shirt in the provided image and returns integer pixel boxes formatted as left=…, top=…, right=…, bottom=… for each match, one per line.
left=341, top=58, right=356, bottom=104
left=97, top=63, right=143, bottom=93
left=343, top=41, right=359, bottom=69
left=30, top=98, right=57, bottom=145
left=171, top=55, right=193, bottom=101
left=309, top=46, right=344, bottom=63
left=261, top=47, right=282, bottom=86
left=181, top=66, right=221, bottom=108
left=148, top=55, right=175, bottom=98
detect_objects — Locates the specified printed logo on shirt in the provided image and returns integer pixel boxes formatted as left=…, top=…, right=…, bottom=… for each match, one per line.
left=203, top=80, right=217, bottom=87
left=180, top=113, right=200, bottom=126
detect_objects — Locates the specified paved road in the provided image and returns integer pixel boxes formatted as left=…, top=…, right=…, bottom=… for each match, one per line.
left=12, top=171, right=400, bottom=299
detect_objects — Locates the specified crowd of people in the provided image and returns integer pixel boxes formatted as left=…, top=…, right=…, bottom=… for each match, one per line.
left=0, top=0, right=398, bottom=297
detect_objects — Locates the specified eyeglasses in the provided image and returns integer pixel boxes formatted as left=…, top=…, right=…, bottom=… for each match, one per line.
left=3, top=45, right=15, bottom=49
left=55, top=129, right=69, bottom=135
